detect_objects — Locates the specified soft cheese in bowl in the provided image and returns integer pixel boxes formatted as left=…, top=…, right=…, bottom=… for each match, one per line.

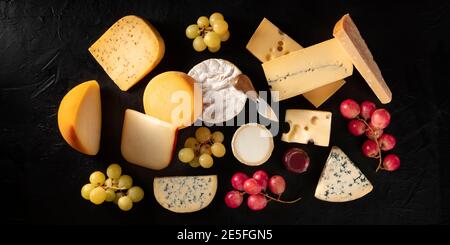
left=231, top=123, right=274, bottom=166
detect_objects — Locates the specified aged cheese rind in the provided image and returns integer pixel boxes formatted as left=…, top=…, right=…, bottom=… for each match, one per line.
left=315, top=146, right=373, bottom=202
left=89, top=15, right=165, bottom=91
left=153, top=175, right=217, bottom=213
left=262, top=38, right=353, bottom=101
left=333, top=14, right=392, bottom=104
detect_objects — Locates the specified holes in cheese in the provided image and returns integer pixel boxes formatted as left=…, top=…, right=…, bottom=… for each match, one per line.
left=143, top=71, right=202, bottom=129
left=57, top=80, right=101, bottom=155
left=89, top=15, right=165, bottom=91
left=231, top=124, right=274, bottom=166
left=121, top=109, right=177, bottom=170
left=333, top=14, right=392, bottom=104
left=281, top=109, right=332, bottom=147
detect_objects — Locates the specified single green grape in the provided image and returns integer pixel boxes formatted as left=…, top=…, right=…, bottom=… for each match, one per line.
left=212, top=131, right=224, bottom=143
left=105, top=189, right=116, bottom=202
left=89, top=171, right=105, bottom=186
left=185, top=24, right=200, bottom=39
left=199, top=144, right=212, bottom=155
left=209, top=12, right=224, bottom=25
left=211, top=142, right=226, bottom=157
left=197, top=16, right=209, bottom=28
left=189, top=156, right=200, bottom=168
left=184, top=137, right=199, bottom=149
left=106, top=164, right=122, bottom=180
left=208, top=43, right=221, bottom=53
left=199, top=153, right=214, bottom=168
left=127, top=186, right=145, bottom=203
left=81, top=183, right=94, bottom=200
left=118, top=175, right=133, bottom=189
left=212, top=20, right=228, bottom=35
left=203, top=31, right=221, bottom=48
left=89, top=186, right=106, bottom=205
left=219, top=30, right=230, bottom=42
left=113, top=192, right=124, bottom=205
left=178, top=148, right=195, bottom=163
left=193, top=36, right=207, bottom=52
left=118, top=196, right=133, bottom=211
left=195, top=127, right=211, bottom=143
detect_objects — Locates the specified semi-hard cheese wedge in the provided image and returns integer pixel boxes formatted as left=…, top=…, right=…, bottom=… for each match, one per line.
left=315, top=146, right=373, bottom=202
left=58, top=80, right=101, bottom=155
left=333, top=14, right=392, bottom=104
left=246, top=18, right=345, bottom=107
left=143, top=71, right=202, bottom=129
left=153, top=175, right=217, bottom=213
left=89, top=15, right=165, bottom=91
left=262, top=38, right=353, bottom=101
left=282, top=109, right=332, bottom=147
left=121, top=109, right=177, bottom=170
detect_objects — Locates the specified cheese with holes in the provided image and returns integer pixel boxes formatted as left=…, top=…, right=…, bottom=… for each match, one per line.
left=153, top=175, right=217, bottom=213
left=315, top=146, right=373, bottom=202
left=333, top=14, right=392, bottom=104
left=89, top=15, right=165, bottom=91
left=262, top=38, right=353, bottom=101
left=282, top=109, right=332, bottom=147
left=143, top=71, right=202, bottom=129
left=58, top=80, right=101, bottom=155
left=246, top=18, right=345, bottom=107
left=121, top=109, right=177, bottom=170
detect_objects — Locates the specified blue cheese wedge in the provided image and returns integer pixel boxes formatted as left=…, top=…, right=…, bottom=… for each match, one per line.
left=153, top=175, right=217, bottom=213
left=315, top=146, right=373, bottom=202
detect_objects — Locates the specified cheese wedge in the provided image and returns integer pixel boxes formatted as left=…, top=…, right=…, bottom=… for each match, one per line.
left=333, top=14, right=392, bottom=104
left=57, top=80, right=101, bottom=155
left=89, top=15, right=165, bottom=91
left=282, top=109, right=332, bottom=147
left=262, top=38, right=353, bottom=101
left=246, top=18, right=345, bottom=107
left=315, top=146, right=373, bottom=202
left=154, top=175, right=217, bottom=213
left=121, top=109, right=177, bottom=170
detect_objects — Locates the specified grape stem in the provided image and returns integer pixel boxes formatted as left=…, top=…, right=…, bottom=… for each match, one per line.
left=357, top=116, right=383, bottom=172
left=263, top=193, right=301, bottom=204
left=105, top=186, right=128, bottom=191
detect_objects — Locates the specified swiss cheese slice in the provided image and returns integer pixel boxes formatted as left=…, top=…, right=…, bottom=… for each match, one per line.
left=121, top=109, right=177, bottom=170
left=315, top=146, right=373, bottom=202
left=57, top=80, right=101, bottom=155
left=89, top=15, right=165, bottom=91
left=282, top=109, right=332, bottom=147
left=333, top=14, right=392, bottom=104
left=246, top=18, right=345, bottom=107
left=262, top=38, right=353, bottom=101
left=143, top=71, right=202, bottom=129
left=153, top=175, right=217, bottom=213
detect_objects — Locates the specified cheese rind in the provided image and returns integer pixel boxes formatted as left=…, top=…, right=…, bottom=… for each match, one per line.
left=315, top=146, right=373, bottom=202
left=262, top=38, right=353, bottom=101
left=333, top=14, right=392, bottom=104
left=89, top=15, right=165, bottom=91
left=57, top=80, right=101, bottom=155
left=231, top=124, right=274, bottom=166
left=282, top=109, right=332, bottom=147
left=121, top=109, right=177, bottom=170
left=153, top=175, right=217, bottom=213
left=246, top=18, right=345, bottom=107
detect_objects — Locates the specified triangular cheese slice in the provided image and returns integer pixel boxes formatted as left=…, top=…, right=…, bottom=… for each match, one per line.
left=315, top=146, right=373, bottom=202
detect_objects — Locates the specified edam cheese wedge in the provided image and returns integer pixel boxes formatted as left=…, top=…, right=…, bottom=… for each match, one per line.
left=143, top=71, right=202, bottom=129
left=121, top=109, right=177, bottom=170
left=333, top=14, right=392, bottom=104
left=58, top=80, right=101, bottom=155
left=246, top=18, right=345, bottom=107
left=89, top=15, right=165, bottom=91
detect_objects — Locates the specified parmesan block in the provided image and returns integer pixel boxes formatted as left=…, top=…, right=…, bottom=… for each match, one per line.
left=153, top=175, right=217, bottom=213
left=57, top=80, right=101, bottom=155
left=143, top=71, right=202, bottom=129
left=121, top=109, right=177, bottom=170
left=89, top=15, right=165, bottom=91
left=333, top=14, right=392, bottom=104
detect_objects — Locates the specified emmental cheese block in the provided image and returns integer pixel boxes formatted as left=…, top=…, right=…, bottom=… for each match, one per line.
left=262, top=38, right=353, bottom=101
left=333, top=14, right=392, bottom=104
left=57, top=80, right=101, bottom=155
left=153, top=175, right=217, bottom=213
left=282, top=109, right=332, bottom=147
left=246, top=18, right=345, bottom=107
left=315, top=146, right=373, bottom=202
left=121, top=109, right=177, bottom=170
left=89, top=15, right=165, bottom=91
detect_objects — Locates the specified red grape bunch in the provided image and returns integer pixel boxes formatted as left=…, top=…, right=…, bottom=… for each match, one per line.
left=225, top=171, right=301, bottom=211
left=340, top=99, right=400, bottom=172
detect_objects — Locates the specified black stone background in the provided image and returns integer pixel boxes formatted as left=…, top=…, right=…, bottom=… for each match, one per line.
left=1, top=0, right=449, bottom=224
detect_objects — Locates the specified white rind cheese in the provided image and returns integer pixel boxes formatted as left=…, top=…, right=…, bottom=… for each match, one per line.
left=315, top=146, right=373, bottom=202
left=153, top=175, right=217, bottom=213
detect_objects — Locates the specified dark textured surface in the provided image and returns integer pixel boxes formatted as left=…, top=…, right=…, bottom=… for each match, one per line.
left=1, top=0, right=449, bottom=224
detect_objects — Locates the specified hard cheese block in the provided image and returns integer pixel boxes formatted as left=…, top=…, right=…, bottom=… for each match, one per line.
left=315, top=146, right=373, bottom=202
left=262, top=38, right=353, bottom=101
left=153, top=175, right=217, bottom=213
left=57, top=80, right=101, bottom=155
left=333, top=14, right=392, bottom=104
left=281, top=109, right=332, bottom=147
left=89, top=15, right=165, bottom=91
left=246, top=18, right=345, bottom=107
left=143, top=71, right=202, bottom=129
left=121, top=109, right=177, bottom=170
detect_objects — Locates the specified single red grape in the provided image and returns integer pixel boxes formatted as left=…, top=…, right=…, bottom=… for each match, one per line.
left=360, top=101, right=376, bottom=120
left=243, top=178, right=262, bottom=195
left=253, top=170, right=269, bottom=191
left=225, top=190, right=243, bottom=208
left=231, top=172, right=249, bottom=191
left=348, top=119, right=367, bottom=136
left=269, top=175, right=286, bottom=195
left=378, top=134, right=396, bottom=151
left=247, top=194, right=267, bottom=211
left=371, top=109, right=391, bottom=129
left=383, top=154, right=400, bottom=171
left=362, top=139, right=379, bottom=158
left=340, top=99, right=361, bottom=119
